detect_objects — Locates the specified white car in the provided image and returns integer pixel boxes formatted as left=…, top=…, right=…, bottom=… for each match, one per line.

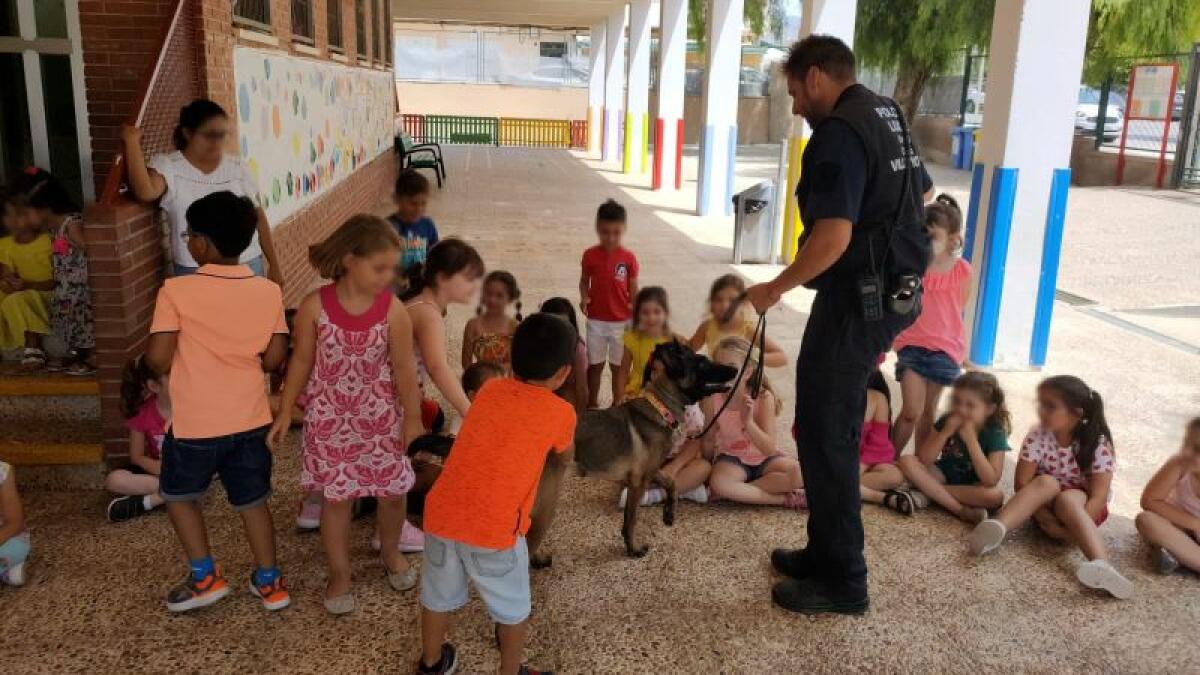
left=1076, top=87, right=1124, bottom=140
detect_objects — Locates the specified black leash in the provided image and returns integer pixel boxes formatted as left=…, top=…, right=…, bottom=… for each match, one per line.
left=689, top=294, right=767, bottom=440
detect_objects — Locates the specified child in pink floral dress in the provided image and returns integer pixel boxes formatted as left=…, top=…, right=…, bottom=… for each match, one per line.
left=268, top=215, right=424, bottom=615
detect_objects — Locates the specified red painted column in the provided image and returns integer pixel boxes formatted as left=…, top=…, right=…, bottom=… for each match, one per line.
left=652, top=118, right=665, bottom=190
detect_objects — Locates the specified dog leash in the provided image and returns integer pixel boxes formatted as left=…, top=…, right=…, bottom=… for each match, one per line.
left=689, top=295, right=766, bottom=440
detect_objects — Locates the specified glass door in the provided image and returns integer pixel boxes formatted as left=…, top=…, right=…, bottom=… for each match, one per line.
left=0, top=0, right=92, bottom=204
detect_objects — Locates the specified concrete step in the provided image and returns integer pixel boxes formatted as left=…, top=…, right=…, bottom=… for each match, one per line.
left=0, top=370, right=104, bottom=469
left=0, top=371, right=99, bottom=397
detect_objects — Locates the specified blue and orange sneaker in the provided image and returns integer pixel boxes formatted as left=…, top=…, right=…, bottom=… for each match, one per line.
left=165, top=567, right=230, bottom=612
left=249, top=573, right=291, bottom=611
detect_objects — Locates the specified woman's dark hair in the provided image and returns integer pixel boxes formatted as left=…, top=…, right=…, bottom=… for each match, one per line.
left=308, top=214, right=400, bottom=280
left=400, top=238, right=485, bottom=301
left=926, top=193, right=963, bottom=236
left=1038, top=375, right=1112, bottom=476
left=867, top=369, right=892, bottom=424
left=953, top=371, right=1011, bottom=434
left=120, top=355, right=157, bottom=419
left=174, top=98, right=228, bottom=151
left=632, top=285, right=670, bottom=333
left=11, top=167, right=78, bottom=214
left=539, top=297, right=578, bottom=332
left=478, top=270, right=522, bottom=321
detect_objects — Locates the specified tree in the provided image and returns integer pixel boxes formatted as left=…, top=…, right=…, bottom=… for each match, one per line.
left=855, top=0, right=994, bottom=120
left=687, top=0, right=785, bottom=48
left=1083, top=0, right=1200, bottom=85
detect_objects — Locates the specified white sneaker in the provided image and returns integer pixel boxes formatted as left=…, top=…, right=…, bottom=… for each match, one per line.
left=370, top=520, right=426, bottom=553
left=1076, top=559, right=1135, bottom=600
left=617, top=487, right=666, bottom=509
left=4, top=562, right=25, bottom=586
left=968, top=518, right=1007, bottom=556
left=295, top=500, right=322, bottom=531
left=680, top=484, right=709, bottom=504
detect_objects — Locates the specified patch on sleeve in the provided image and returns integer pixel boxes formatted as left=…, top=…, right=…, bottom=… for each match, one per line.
left=812, top=161, right=843, bottom=194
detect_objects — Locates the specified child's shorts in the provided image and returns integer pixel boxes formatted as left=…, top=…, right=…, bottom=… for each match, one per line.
left=586, top=318, right=627, bottom=366
left=159, top=425, right=272, bottom=510
left=421, top=533, right=531, bottom=625
left=895, top=346, right=961, bottom=387
left=716, top=454, right=784, bottom=482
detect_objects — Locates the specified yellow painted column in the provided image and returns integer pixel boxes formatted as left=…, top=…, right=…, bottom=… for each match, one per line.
left=623, top=112, right=634, bottom=173
left=781, top=135, right=806, bottom=262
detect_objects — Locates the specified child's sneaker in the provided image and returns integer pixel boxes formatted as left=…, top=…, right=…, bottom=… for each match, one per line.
left=400, top=520, right=425, bottom=553
left=107, top=495, right=147, bottom=523
left=249, top=573, right=291, bottom=611
left=680, top=484, right=709, bottom=504
left=1153, top=546, right=1181, bottom=574
left=4, top=562, right=26, bottom=586
left=617, top=487, right=665, bottom=508
left=415, top=643, right=458, bottom=674
left=1075, top=558, right=1134, bottom=599
left=295, top=499, right=322, bottom=531
left=968, top=518, right=1007, bottom=556
left=165, top=567, right=230, bottom=612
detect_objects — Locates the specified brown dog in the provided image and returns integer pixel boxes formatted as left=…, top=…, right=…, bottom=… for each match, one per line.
left=527, top=341, right=736, bottom=566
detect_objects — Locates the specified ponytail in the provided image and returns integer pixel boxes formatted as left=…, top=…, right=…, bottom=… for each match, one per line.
left=1039, top=375, right=1113, bottom=475
left=120, top=355, right=157, bottom=419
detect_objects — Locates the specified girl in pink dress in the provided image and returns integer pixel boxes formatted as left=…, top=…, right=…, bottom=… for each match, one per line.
left=267, top=215, right=424, bottom=615
left=892, top=194, right=971, bottom=457
left=1136, top=418, right=1200, bottom=574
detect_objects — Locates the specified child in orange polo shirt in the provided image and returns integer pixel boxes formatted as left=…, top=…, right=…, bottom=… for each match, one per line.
left=146, top=191, right=291, bottom=614
left=416, top=313, right=577, bottom=675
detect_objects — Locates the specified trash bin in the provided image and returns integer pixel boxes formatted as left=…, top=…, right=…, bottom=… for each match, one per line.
left=951, top=126, right=978, bottom=169
left=731, top=180, right=777, bottom=264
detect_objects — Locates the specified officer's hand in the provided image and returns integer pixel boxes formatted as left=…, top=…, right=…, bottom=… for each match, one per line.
left=744, top=282, right=781, bottom=314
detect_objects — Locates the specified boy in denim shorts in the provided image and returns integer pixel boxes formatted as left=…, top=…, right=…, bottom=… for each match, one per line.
left=146, top=191, right=290, bottom=613
left=417, top=313, right=577, bottom=675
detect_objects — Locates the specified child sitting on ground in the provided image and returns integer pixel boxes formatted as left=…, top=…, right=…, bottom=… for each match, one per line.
left=15, top=168, right=95, bottom=374
left=389, top=169, right=439, bottom=295
left=539, top=296, right=589, bottom=414
left=417, top=313, right=577, bottom=675
left=1136, top=417, right=1200, bottom=575
left=891, top=195, right=970, bottom=457
left=146, top=191, right=291, bottom=613
left=615, top=286, right=681, bottom=405
left=687, top=273, right=786, bottom=367
left=0, top=459, right=29, bottom=587
left=580, top=198, right=638, bottom=408
left=0, top=191, right=54, bottom=370
left=705, top=337, right=806, bottom=510
left=462, top=270, right=521, bottom=371
left=859, top=370, right=904, bottom=507
left=106, top=355, right=170, bottom=522
left=969, top=375, right=1133, bottom=599
left=895, top=371, right=1009, bottom=520
left=267, top=214, right=426, bottom=615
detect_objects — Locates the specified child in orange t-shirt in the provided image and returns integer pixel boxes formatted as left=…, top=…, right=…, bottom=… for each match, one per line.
left=417, top=313, right=577, bottom=675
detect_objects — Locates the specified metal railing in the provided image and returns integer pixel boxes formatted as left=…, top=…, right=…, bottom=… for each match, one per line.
left=233, top=0, right=271, bottom=31
left=400, top=114, right=588, bottom=149
left=290, top=0, right=314, bottom=44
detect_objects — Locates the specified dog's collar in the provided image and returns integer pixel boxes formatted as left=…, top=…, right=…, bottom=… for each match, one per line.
left=641, top=390, right=679, bottom=429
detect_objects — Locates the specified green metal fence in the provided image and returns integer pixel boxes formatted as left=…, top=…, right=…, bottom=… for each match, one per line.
left=424, top=115, right=499, bottom=145
left=401, top=114, right=588, bottom=148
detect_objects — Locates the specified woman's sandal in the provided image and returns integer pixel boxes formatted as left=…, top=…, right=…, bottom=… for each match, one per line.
left=883, top=489, right=915, bottom=516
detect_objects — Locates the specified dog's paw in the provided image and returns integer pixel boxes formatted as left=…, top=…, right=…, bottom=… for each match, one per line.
left=626, top=544, right=650, bottom=558
left=530, top=553, right=553, bottom=569
left=663, top=509, right=675, bottom=527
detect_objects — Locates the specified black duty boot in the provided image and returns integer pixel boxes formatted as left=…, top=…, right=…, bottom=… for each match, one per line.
left=771, top=577, right=869, bottom=616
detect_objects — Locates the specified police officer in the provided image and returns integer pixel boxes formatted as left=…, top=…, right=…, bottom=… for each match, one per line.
left=745, top=35, right=933, bottom=615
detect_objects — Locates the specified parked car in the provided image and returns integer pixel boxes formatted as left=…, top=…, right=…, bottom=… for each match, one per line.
left=1075, top=86, right=1123, bottom=140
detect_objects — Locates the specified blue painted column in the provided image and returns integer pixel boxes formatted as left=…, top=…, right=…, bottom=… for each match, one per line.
left=963, top=0, right=1090, bottom=368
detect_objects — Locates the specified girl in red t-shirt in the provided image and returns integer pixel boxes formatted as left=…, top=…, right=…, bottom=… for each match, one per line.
left=105, top=355, right=171, bottom=522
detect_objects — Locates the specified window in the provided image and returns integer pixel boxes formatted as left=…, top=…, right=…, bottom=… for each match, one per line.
left=372, top=0, right=381, bottom=63
left=291, top=0, right=314, bottom=43
left=383, top=0, right=392, bottom=65
left=327, top=0, right=343, bottom=51
left=539, top=41, right=565, bottom=59
left=355, top=0, right=366, bottom=59
left=233, top=0, right=271, bottom=30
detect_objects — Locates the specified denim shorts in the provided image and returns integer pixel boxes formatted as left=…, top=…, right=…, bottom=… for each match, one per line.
left=159, top=425, right=273, bottom=510
left=894, top=346, right=961, bottom=387
left=716, top=454, right=783, bottom=482
left=421, top=533, right=530, bottom=625
left=174, top=256, right=265, bottom=277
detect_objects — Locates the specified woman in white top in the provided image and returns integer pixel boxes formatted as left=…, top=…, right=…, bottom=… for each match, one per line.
left=120, top=99, right=283, bottom=286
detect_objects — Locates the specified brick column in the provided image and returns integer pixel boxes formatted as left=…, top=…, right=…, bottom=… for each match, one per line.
left=83, top=200, right=165, bottom=464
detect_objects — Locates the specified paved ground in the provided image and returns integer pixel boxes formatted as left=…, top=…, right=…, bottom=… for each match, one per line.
left=2, top=146, right=1198, bottom=673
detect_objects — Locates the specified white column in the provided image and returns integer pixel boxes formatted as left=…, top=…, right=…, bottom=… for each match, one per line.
left=624, top=0, right=652, bottom=174
left=963, top=0, right=1090, bottom=368
left=602, top=7, right=628, bottom=163
left=780, top=0, right=857, bottom=259
left=587, top=21, right=607, bottom=157
left=655, top=0, right=687, bottom=190
left=696, top=0, right=745, bottom=216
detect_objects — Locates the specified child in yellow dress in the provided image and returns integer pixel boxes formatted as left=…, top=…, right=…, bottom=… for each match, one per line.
left=0, top=193, right=54, bottom=368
